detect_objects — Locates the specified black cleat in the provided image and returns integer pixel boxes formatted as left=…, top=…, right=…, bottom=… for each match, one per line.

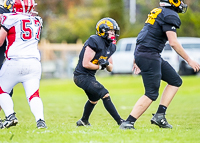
left=37, top=119, right=47, bottom=129
left=119, top=121, right=135, bottom=129
left=118, top=118, right=125, bottom=125
left=76, top=119, right=91, bottom=126
left=150, top=113, right=172, bottom=129
left=3, top=113, right=18, bottom=128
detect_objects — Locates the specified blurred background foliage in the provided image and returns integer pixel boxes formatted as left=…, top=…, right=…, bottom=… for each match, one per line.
left=36, top=0, right=200, bottom=43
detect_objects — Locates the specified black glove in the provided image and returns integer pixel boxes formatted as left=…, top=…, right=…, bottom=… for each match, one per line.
left=98, top=59, right=109, bottom=70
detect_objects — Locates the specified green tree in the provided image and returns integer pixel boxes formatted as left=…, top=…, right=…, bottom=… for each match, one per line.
left=178, top=9, right=200, bottom=37
left=45, top=0, right=108, bottom=43
left=108, top=0, right=125, bottom=31
left=37, top=0, right=200, bottom=43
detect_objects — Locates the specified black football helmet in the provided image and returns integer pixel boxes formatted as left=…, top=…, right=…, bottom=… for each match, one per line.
left=3, top=0, right=14, bottom=11
left=96, top=17, right=120, bottom=42
left=160, top=0, right=187, bottom=13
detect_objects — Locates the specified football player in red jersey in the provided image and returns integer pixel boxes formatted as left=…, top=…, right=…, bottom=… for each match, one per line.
left=0, top=0, right=46, bottom=129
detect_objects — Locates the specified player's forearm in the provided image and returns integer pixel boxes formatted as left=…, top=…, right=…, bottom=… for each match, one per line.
left=0, top=28, right=7, bottom=46
left=171, top=42, right=190, bottom=63
left=82, top=62, right=99, bottom=70
left=106, top=63, right=113, bottom=72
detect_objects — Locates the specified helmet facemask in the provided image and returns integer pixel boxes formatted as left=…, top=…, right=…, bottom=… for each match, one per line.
left=159, top=0, right=187, bottom=13
left=109, top=26, right=120, bottom=44
left=174, top=1, right=187, bottom=13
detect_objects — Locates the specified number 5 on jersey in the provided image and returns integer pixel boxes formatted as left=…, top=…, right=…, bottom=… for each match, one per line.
left=21, top=19, right=42, bottom=41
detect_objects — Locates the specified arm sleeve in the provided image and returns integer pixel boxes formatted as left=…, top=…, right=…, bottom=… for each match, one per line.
left=85, top=37, right=98, bottom=52
left=0, top=6, right=10, bottom=14
left=162, top=24, right=176, bottom=32
left=1, top=13, right=16, bottom=31
left=1, top=25, right=9, bottom=32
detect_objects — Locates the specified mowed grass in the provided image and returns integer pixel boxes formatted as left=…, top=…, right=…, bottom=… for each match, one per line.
left=0, top=75, right=200, bottom=143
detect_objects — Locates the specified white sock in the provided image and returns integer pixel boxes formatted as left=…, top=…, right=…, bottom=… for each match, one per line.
left=29, top=97, right=44, bottom=122
left=0, top=93, right=14, bottom=117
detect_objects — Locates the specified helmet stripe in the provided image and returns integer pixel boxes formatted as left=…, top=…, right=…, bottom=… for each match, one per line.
left=96, top=20, right=113, bottom=36
left=27, top=0, right=31, bottom=13
left=31, top=0, right=35, bottom=13
left=20, top=0, right=25, bottom=13
left=169, top=0, right=181, bottom=7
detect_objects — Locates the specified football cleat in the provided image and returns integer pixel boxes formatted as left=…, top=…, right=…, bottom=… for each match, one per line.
left=119, top=121, right=135, bottom=129
left=3, top=112, right=18, bottom=128
left=76, top=119, right=91, bottom=126
left=150, top=113, right=172, bottom=129
left=118, top=118, right=125, bottom=125
left=37, top=119, right=47, bottom=129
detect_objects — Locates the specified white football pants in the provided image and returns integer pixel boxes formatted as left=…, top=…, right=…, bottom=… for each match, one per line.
left=0, top=58, right=44, bottom=121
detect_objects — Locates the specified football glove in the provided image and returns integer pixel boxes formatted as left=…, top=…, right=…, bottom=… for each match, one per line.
left=98, top=59, right=109, bottom=70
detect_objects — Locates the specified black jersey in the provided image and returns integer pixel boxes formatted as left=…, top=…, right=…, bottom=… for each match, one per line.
left=0, top=5, right=9, bottom=68
left=136, top=7, right=181, bottom=54
left=74, top=35, right=116, bottom=76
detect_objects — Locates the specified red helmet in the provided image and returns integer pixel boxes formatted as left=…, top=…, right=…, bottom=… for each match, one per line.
left=4, top=0, right=37, bottom=14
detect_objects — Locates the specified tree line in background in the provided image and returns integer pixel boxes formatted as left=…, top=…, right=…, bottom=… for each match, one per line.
left=36, top=0, right=200, bottom=43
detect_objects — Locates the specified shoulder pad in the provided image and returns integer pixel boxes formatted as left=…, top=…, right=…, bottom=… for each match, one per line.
left=162, top=8, right=181, bottom=28
left=90, top=35, right=101, bottom=41
left=86, top=35, right=106, bottom=52
left=0, top=5, right=10, bottom=14
left=164, top=15, right=181, bottom=28
left=1, top=13, right=19, bottom=31
left=84, top=35, right=99, bottom=51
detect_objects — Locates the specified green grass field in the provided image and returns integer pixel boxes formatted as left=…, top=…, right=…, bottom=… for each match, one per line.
left=0, top=75, right=200, bottom=143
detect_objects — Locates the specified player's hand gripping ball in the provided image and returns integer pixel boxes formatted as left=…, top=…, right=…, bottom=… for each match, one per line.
left=98, top=59, right=109, bottom=70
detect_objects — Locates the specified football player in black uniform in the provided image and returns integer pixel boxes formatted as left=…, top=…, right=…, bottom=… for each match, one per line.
left=0, top=3, right=11, bottom=129
left=73, top=17, right=124, bottom=126
left=120, top=0, right=200, bottom=129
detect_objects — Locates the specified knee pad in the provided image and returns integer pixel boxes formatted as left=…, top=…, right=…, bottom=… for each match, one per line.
left=174, top=78, right=182, bottom=87
left=146, top=94, right=158, bottom=101
left=169, top=78, right=182, bottom=87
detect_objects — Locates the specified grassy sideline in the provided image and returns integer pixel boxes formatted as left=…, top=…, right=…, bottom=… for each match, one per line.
left=0, top=75, right=200, bottom=143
